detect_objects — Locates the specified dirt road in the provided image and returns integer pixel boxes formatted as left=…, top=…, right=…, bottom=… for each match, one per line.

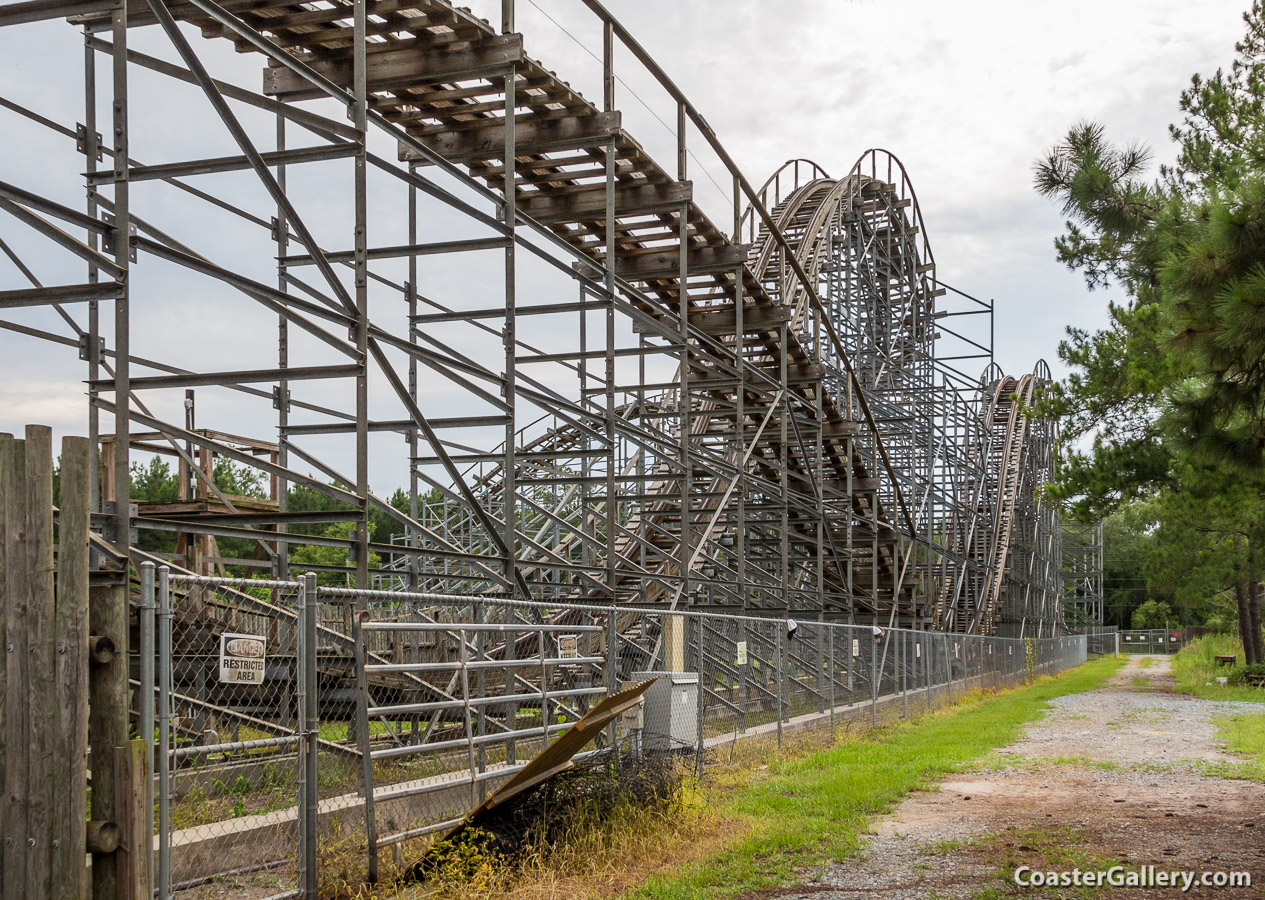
left=779, top=655, right=1265, bottom=899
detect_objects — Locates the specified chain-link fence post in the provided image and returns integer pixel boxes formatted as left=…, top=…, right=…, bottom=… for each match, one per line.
left=352, top=610, right=377, bottom=884
left=138, top=561, right=156, bottom=892
left=827, top=624, right=836, bottom=741
left=459, top=628, right=478, bottom=806
left=899, top=629, right=907, bottom=718
left=157, top=565, right=172, bottom=900
left=923, top=634, right=931, bottom=711
left=605, top=609, right=618, bottom=752
left=775, top=627, right=784, bottom=750
left=943, top=634, right=952, bottom=704
left=737, top=617, right=748, bottom=733
left=870, top=629, right=878, bottom=727
left=696, top=616, right=705, bottom=776
left=300, top=573, right=319, bottom=899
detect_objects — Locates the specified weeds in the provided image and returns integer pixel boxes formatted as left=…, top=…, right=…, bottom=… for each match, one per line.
left=1172, top=635, right=1265, bottom=702
left=323, top=660, right=1125, bottom=900
left=966, top=826, right=1124, bottom=898
left=1211, top=712, right=1265, bottom=780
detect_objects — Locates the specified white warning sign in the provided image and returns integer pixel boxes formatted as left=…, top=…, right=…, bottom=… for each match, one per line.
left=558, top=634, right=579, bottom=659
left=736, top=641, right=748, bottom=666
left=219, top=632, right=266, bottom=685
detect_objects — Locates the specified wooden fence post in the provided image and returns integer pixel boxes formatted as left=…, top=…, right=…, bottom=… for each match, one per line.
left=2, top=431, right=30, bottom=896
left=54, top=437, right=91, bottom=899
left=25, top=425, right=56, bottom=897
left=114, top=741, right=150, bottom=900
left=0, top=429, right=94, bottom=898
left=0, top=430, right=15, bottom=892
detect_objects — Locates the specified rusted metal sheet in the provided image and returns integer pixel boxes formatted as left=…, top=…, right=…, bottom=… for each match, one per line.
left=417, top=677, right=656, bottom=855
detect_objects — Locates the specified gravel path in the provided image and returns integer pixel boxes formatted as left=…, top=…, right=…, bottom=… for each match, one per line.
left=769, top=655, right=1265, bottom=900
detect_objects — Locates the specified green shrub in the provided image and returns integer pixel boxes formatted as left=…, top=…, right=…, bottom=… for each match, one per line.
left=1172, top=635, right=1265, bottom=701
left=1228, top=663, right=1265, bottom=686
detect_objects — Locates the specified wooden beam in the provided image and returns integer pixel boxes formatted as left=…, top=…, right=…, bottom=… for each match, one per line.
left=263, top=33, right=524, bottom=99
left=609, top=242, right=748, bottom=281
left=399, top=110, right=621, bottom=164
left=517, top=179, right=690, bottom=225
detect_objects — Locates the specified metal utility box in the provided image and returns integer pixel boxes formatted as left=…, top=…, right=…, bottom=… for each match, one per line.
left=630, top=670, right=699, bottom=752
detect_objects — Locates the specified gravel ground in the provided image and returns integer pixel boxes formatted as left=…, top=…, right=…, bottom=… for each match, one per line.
left=765, top=655, right=1265, bottom=900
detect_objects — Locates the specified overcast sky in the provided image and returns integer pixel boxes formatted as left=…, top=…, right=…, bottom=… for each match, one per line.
left=0, top=0, right=1252, bottom=492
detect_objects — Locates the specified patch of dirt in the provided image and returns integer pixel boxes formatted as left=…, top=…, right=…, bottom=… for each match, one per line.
left=776, top=655, right=1265, bottom=899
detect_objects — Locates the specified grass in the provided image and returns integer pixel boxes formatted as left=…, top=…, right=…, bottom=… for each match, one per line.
left=322, top=771, right=731, bottom=900
left=332, top=658, right=1122, bottom=900
left=1207, top=711, right=1265, bottom=781
left=962, top=826, right=1125, bottom=899
left=972, top=753, right=1117, bottom=774
left=1171, top=634, right=1265, bottom=702
left=622, top=657, right=1125, bottom=900
left=1137, top=656, right=1154, bottom=669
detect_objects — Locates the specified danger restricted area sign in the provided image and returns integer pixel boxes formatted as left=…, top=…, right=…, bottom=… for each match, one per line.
left=219, top=632, right=266, bottom=685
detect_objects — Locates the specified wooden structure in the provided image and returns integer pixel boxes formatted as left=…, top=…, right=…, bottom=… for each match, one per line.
left=0, top=0, right=1067, bottom=741
left=1, top=426, right=146, bottom=899
left=103, top=427, right=283, bottom=577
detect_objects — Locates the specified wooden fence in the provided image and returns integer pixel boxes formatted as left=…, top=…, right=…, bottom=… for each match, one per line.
left=1, top=426, right=148, bottom=898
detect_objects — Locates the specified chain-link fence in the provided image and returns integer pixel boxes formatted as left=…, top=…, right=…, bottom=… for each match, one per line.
left=136, top=573, right=1087, bottom=894
left=1069, top=624, right=1119, bottom=657
left=140, top=566, right=317, bottom=900
left=1118, top=628, right=1186, bottom=654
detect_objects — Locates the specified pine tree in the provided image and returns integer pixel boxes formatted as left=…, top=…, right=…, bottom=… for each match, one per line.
left=1034, top=2, right=1265, bottom=656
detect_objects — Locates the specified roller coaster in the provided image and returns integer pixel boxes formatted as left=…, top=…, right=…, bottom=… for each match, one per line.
left=2, top=0, right=1066, bottom=639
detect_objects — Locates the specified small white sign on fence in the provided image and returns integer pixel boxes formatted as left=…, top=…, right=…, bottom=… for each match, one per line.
left=736, top=641, right=748, bottom=666
left=915, top=642, right=921, bottom=658
left=219, top=633, right=266, bottom=684
left=954, top=643, right=960, bottom=658
left=852, top=638, right=860, bottom=658
left=558, top=634, right=579, bottom=659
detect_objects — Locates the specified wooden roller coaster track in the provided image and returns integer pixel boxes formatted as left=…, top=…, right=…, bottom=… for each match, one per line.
left=2, top=0, right=1063, bottom=641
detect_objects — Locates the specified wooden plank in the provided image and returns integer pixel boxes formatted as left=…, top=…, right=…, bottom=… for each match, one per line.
left=605, top=242, right=748, bottom=281
left=52, top=436, right=90, bottom=900
left=399, top=111, right=621, bottom=164
left=633, top=301, right=789, bottom=335
left=113, top=741, right=150, bottom=900
left=517, top=179, right=691, bottom=226
left=2, top=435, right=28, bottom=896
left=0, top=0, right=114, bottom=26
left=263, top=34, right=524, bottom=100
left=23, top=426, right=55, bottom=897
left=0, top=432, right=9, bottom=890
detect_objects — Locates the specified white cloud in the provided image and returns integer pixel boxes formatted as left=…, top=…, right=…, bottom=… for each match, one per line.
left=0, top=0, right=1250, bottom=490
